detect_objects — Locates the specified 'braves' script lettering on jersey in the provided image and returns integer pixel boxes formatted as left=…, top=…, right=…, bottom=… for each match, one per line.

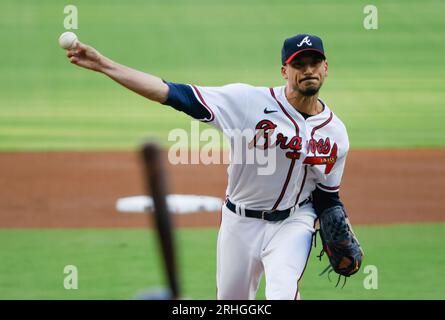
left=308, top=137, right=331, bottom=155
left=248, top=119, right=276, bottom=150
left=249, top=120, right=302, bottom=159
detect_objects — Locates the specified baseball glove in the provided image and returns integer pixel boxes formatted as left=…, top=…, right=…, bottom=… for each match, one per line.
left=316, top=205, right=364, bottom=285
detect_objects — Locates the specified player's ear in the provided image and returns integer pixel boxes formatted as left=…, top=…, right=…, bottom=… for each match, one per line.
left=281, top=65, right=288, bottom=80
left=324, top=60, right=328, bottom=77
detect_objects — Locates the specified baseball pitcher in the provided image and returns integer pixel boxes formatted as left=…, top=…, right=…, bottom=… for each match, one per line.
left=65, top=33, right=363, bottom=300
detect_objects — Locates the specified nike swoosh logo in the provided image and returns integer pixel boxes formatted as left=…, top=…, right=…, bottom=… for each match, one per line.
left=264, top=107, right=278, bottom=114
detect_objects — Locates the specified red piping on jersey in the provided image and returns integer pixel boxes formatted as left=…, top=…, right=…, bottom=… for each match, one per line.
left=269, top=88, right=300, bottom=136
left=269, top=87, right=300, bottom=210
left=310, top=111, right=333, bottom=141
left=271, top=159, right=296, bottom=210
left=191, top=85, right=215, bottom=122
left=317, top=183, right=340, bottom=191
left=295, top=165, right=308, bottom=206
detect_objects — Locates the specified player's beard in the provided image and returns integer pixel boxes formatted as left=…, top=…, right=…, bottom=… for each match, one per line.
left=298, top=85, right=321, bottom=96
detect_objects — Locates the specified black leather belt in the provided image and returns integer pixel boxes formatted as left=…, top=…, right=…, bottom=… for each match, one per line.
left=225, top=198, right=311, bottom=222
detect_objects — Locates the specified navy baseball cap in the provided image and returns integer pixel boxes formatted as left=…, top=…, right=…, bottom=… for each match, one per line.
left=281, top=34, right=326, bottom=65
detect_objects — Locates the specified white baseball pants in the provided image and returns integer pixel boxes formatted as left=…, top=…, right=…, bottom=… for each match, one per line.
left=216, top=203, right=316, bottom=300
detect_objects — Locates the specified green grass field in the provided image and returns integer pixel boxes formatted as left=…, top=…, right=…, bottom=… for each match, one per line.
left=1, top=224, right=444, bottom=300
left=1, top=0, right=444, bottom=150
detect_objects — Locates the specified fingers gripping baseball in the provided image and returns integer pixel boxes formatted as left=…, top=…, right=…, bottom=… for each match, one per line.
left=66, top=42, right=104, bottom=72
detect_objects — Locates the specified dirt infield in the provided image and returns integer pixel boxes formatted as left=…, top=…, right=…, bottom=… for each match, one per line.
left=0, top=149, right=444, bottom=228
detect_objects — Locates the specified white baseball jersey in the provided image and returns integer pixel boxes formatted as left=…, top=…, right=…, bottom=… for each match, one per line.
left=186, top=83, right=348, bottom=209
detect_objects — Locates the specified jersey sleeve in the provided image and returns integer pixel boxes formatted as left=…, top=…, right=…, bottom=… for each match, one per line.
left=315, top=148, right=348, bottom=193
left=162, top=82, right=249, bottom=131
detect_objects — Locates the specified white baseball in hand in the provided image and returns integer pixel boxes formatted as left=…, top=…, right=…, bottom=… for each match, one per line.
left=58, top=32, right=78, bottom=49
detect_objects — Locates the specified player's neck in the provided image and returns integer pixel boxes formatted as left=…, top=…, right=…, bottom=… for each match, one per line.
left=285, top=86, right=323, bottom=116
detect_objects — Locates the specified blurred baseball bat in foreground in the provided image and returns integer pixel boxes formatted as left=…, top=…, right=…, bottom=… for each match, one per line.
left=141, top=142, right=180, bottom=300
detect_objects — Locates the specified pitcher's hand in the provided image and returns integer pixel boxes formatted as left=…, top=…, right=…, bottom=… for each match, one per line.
left=66, top=42, right=108, bottom=72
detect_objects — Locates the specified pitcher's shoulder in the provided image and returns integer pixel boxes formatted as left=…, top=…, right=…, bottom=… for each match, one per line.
left=331, top=112, right=348, bottom=134
left=219, top=83, right=276, bottom=97
left=319, top=99, right=347, bottom=134
left=330, top=112, right=349, bottom=150
left=318, top=100, right=349, bottom=150
left=236, top=84, right=285, bottom=94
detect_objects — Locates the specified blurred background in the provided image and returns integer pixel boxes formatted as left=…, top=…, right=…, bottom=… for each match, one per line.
left=0, top=0, right=444, bottom=299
